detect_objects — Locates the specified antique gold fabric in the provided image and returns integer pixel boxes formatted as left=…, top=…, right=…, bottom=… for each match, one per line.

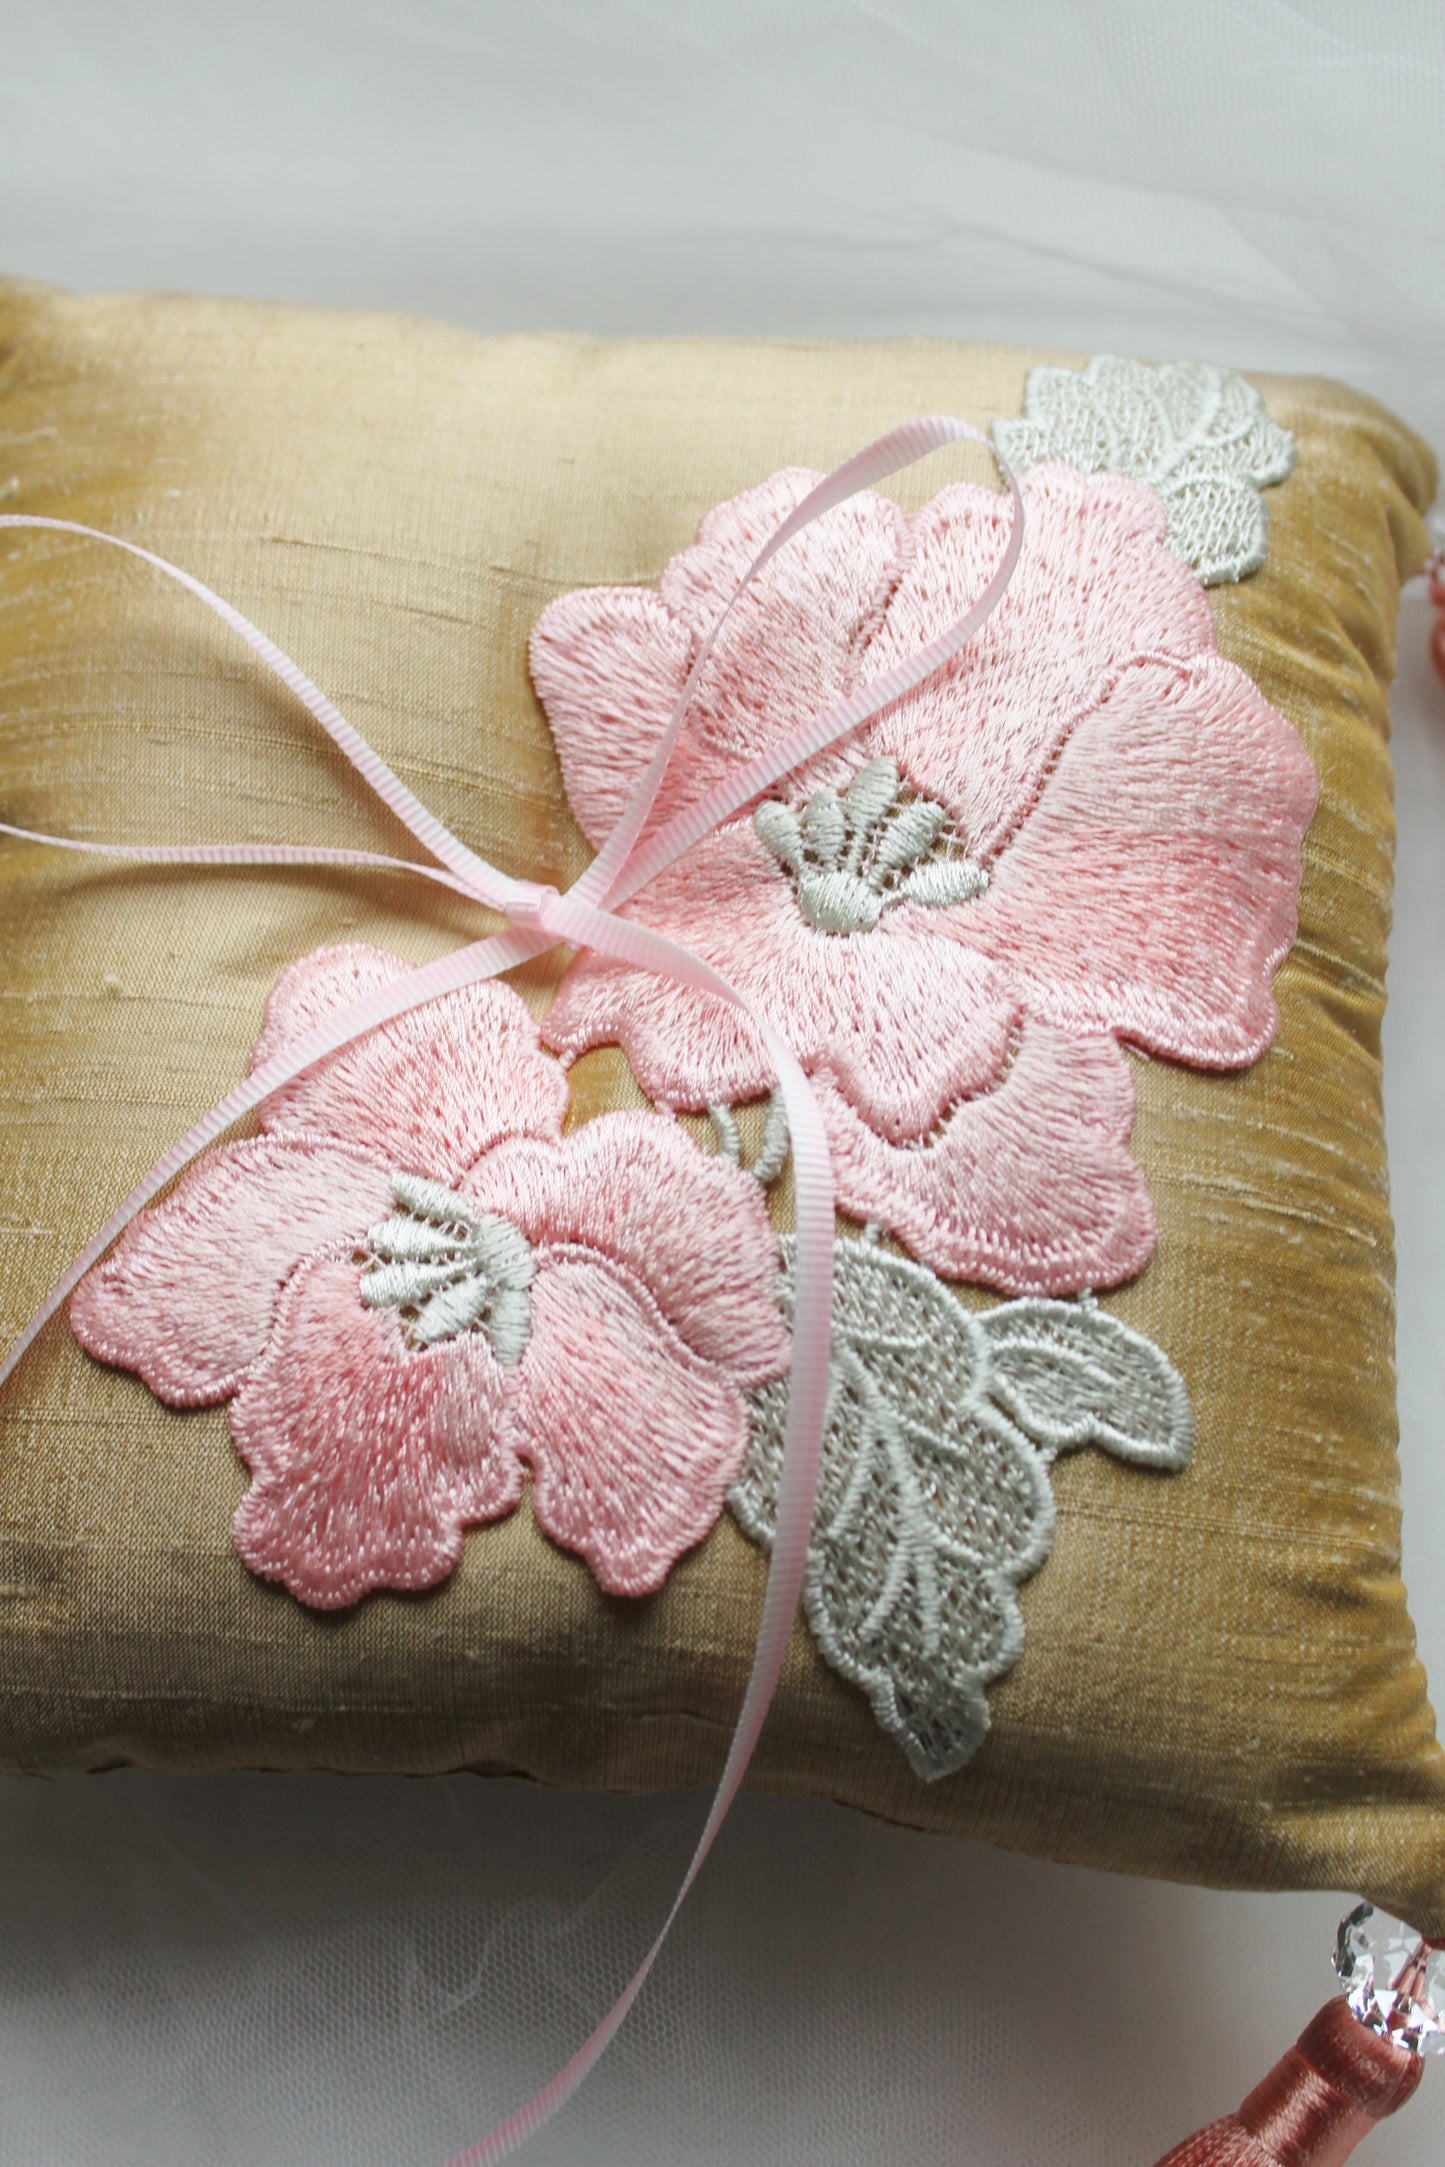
left=1, top=279, right=1441, bottom=1932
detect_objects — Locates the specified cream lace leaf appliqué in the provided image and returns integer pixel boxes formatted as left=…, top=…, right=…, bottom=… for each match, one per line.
left=992, top=356, right=1295, bottom=584
left=730, top=1238, right=1193, bottom=1780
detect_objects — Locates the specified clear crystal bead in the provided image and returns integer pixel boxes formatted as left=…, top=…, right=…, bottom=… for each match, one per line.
left=1333, top=1902, right=1445, bottom=2055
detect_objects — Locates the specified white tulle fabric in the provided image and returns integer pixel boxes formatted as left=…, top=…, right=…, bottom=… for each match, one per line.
left=1, top=5, right=1442, bottom=2165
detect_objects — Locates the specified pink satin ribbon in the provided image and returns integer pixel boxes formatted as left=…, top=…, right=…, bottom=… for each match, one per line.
left=0, top=417, right=1022, bottom=2161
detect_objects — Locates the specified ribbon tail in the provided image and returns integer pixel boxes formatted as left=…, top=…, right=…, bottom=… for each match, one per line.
left=0, top=515, right=514, bottom=905
left=0, top=821, right=485, bottom=899
left=441, top=909, right=834, bottom=2167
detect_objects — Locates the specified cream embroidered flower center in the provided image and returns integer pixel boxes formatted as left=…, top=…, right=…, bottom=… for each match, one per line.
left=360, top=1172, right=535, bottom=1358
left=752, top=757, right=987, bottom=935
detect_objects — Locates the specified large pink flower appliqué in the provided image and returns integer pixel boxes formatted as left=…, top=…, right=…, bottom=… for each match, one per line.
left=530, top=463, right=1318, bottom=1293
left=71, top=944, right=789, bottom=1608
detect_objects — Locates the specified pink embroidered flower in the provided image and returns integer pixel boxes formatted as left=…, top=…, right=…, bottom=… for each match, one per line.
left=72, top=944, right=790, bottom=1608
left=530, top=463, right=1318, bottom=1293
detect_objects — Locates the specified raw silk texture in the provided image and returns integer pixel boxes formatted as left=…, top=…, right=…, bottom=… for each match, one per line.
left=0, top=280, right=1441, bottom=1932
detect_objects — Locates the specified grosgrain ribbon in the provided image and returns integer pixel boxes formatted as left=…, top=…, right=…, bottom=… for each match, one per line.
left=0, top=417, right=1022, bottom=2161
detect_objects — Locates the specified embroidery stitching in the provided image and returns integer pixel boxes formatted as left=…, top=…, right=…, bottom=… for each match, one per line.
left=991, top=356, right=1295, bottom=585
left=730, top=1237, right=1193, bottom=1778
left=529, top=463, right=1317, bottom=1292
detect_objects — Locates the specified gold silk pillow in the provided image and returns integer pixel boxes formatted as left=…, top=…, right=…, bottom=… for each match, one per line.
left=0, top=279, right=1441, bottom=1937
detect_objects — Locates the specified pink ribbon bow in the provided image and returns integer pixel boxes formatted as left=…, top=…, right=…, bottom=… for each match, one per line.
left=0, top=416, right=1022, bottom=2160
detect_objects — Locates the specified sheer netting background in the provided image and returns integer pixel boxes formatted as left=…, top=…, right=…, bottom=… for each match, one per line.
left=1, top=5, right=1442, bottom=2161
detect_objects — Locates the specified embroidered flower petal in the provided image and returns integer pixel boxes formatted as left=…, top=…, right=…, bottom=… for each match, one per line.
left=70, top=1138, right=394, bottom=1406
left=546, top=947, right=781, bottom=1110
left=544, top=830, right=1019, bottom=1140
left=528, top=586, right=713, bottom=851
left=229, top=1252, right=522, bottom=1609
left=460, top=1112, right=790, bottom=1384
left=513, top=1252, right=755, bottom=1596
left=862, top=467, right=1216, bottom=858
left=970, top=656, right=1319, bottom=1064
left=820, top=1024, right=1156, bottom=1293
left=806, top=944, right=1018, bottom=1143
left=657, top=468, right=907, bottom=764
left=530, top=470, right=907, bottom=849
left=250, top=942, right=568, bottom=1177
left=543, top=833, right=831, bottom=1106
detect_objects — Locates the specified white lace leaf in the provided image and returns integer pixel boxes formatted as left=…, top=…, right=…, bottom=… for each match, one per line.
left=1165, top=463, right=1269, bottom=588
left=992, top=354, right=1295, bottom=584
left=977, top=1298, right=1194, bottom=1469
left=730, top=1243, right=1192, bottom=1780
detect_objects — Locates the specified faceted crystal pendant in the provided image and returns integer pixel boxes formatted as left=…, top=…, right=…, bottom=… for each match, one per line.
left=1333, top=1902, right=1445, bottom=2055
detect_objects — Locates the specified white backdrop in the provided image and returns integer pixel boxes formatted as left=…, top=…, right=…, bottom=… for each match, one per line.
left=1, top=6, right=1442, bottom=2162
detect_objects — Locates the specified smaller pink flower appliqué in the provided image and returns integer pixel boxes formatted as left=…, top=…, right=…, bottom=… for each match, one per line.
left=71, top=944, right=790, bottom=1608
